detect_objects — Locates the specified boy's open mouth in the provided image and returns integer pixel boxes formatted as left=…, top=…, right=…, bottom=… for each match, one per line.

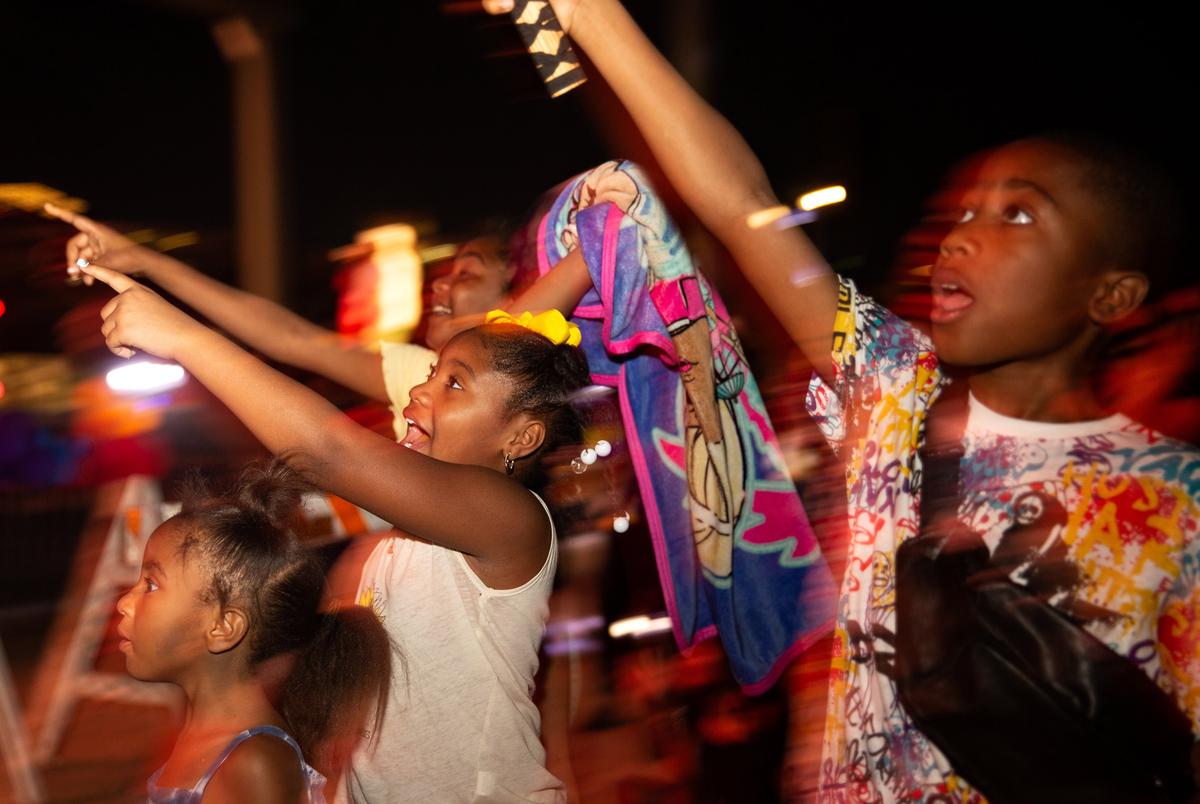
left=930, top=274, right=974, bottom=324
left=429, top=304, right=452, bottom=316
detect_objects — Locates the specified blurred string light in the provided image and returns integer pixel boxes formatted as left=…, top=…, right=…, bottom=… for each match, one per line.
left=105, top=361, right=187, bottom=394
left=608, top=613, right=673, bottom=639
left=798, top=184, right=847, bottom=211
left=746, top=185, right=846, bottom=231
left=0, top=183, right=86, bottom=214
left=418, top=243, right=458, bottom=263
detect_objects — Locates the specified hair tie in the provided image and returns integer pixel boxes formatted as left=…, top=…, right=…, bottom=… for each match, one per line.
left=484, top=309, right=582, bottom=347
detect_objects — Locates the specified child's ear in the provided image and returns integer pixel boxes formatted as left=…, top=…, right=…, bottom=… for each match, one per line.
left=206, top=607, right=249, bottom=655
left=1089, top=269, right=1149, bottom=325
left=507, top=417, right=546, bottom=461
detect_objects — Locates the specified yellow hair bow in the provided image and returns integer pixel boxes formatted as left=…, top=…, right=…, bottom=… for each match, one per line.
left=484, top=309, right=582, bottom=348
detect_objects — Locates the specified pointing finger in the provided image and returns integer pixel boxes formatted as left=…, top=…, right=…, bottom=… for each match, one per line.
left=43, top=202, right=78, bottom=225
left=44, top=202, right=101, bottom=236
left=79, top=263, right=139, bottom=293
left=100, top=294, right=120, bottom=321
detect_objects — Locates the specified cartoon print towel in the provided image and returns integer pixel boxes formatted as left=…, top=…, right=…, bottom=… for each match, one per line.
left=537, top=161, right=836, bottom=690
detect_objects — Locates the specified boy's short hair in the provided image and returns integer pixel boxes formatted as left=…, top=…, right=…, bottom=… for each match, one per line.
left=1033, top=131, right=1180, bottom=300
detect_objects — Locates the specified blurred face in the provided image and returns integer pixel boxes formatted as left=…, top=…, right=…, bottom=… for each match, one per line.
left=931, top=141, right=1111, bottom=368
left=425, top=238, right=513, bottom=351
left=115, top=521, right=214, bottom=683
left=400, top=331, right=526, bottom=471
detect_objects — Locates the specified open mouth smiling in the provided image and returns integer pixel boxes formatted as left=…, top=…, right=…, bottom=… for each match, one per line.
left=401, top=411, right=431, bottom=452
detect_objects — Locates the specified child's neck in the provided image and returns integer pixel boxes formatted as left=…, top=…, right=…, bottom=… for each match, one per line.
left=968, top=358, right=1107, bottom=423
left=178, top=662, right=283, bottom=739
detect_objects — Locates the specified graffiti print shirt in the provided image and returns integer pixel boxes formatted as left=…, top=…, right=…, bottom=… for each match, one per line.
left=806, top=277, right=1200, bottom=803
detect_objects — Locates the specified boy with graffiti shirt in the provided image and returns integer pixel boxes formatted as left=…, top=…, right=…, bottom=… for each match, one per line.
left=498, top=0, right=1200, bottom=799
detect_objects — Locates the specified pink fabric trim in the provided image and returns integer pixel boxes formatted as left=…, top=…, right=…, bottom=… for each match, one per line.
left=740, top=617, right=835, bottom=697
left=598, top=207, right=678, bottom=360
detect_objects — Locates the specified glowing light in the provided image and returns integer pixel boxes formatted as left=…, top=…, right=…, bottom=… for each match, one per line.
left=0, top=297, right=6, bottom=318
left=608, top=614, right=674, bottom=639
left=0, top=183, right=86, bottom=214
left=358, top=223, right=424, bottom=342
left=797, top=185, right=847, bottom=211
left=105, top=362, right=187, bottom=394
left=0, top=380, right=5, bottom=400
left=419, top=243, right=459, bottom=263
left=746, top=205, right=790, bottom=230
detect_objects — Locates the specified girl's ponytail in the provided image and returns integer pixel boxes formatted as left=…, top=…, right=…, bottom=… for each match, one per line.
left=281, top=606, right=392, bottom=775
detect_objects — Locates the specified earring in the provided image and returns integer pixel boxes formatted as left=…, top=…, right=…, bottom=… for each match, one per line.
left=504, top=452, right=515, bottom=475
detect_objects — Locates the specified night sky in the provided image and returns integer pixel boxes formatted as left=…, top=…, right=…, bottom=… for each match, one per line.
left=4, top=1, right=1194, bottom=343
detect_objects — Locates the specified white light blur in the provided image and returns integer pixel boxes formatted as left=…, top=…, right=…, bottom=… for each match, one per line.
left=797, top=185, right=847, bottom=211
left=105, top=362, right=187, bottom=394
left=608, top=614, right=673, bottom=639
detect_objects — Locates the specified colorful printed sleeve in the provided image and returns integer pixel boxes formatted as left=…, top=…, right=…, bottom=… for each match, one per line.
left=805, top=276, right=943, bottom=454
left=1157, top=514, right=1200, bottom=734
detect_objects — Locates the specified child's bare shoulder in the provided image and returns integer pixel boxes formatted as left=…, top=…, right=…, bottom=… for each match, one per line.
left=202, top=732, right=307, bottom=804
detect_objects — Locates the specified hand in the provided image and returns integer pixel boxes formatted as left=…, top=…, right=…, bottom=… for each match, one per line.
left=481, top=0, right=581, bottom=35
left=44, top=202, right=152, bottom=285
left=79, top=263, right=203, bottom=361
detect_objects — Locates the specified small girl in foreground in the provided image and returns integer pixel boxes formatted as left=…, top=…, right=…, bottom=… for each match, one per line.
left=118, top=461, right=390, bottom=803
left=83, top=261, right=588, bottom=802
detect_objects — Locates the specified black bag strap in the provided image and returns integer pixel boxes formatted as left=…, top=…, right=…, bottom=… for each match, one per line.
left=902, top=385, right=1197, bottom=802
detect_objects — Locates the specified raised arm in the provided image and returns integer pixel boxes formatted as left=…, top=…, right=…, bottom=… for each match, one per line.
left=490, top=0, right=839, bottom=376
left=81, top=264, right=549, bottom=583
left=46, top=203, right=387, bottom=401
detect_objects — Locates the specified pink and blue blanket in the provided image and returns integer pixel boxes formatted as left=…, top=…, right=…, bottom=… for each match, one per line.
left=537, top=161, right=836, bottom=691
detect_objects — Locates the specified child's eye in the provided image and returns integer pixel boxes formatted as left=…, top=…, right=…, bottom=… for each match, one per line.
left=447, top=375, right=464, bottom=390
left=144, top=577, right=159, bottom=593
left=1002, top=206, right=1033, bottom=224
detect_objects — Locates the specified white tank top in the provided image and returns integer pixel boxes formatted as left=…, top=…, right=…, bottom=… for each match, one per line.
left=341, top=493, right=565, bottom=803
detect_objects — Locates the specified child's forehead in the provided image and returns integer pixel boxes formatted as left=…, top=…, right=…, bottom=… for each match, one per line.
left=961, top=142, right=1083, bottom=194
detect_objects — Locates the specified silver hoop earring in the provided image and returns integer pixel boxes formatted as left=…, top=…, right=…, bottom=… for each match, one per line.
left=504, top=452, right=515, bottom=475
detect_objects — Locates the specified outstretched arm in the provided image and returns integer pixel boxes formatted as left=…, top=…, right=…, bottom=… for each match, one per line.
left=46, top=203, right=387, bottom=401
left=489, top=0, right=838, bottom=377
left=81, top=263, right=550, bottom=585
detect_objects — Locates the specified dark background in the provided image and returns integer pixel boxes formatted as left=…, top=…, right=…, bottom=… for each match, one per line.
left=3, top=1, right=1194, bottom=345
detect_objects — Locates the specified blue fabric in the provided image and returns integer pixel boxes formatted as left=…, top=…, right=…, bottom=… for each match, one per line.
left=146, top=724, right=326, bottom=803
left=537, top=161, right=837, bottom=690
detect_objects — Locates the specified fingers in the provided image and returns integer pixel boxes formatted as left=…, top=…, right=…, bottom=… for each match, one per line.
left=43, top=202, right=77, bottom=226
left=481, top=0, right=514, bottom=12
left=106, top=338, right=136, bottom=360
left=100, top=294, right=121, bottom=321
left=66, top=233, right=99, bottom=284
left=98, top=299, right=136, bottom=359
left=79, top=263, right=139, bottom=293
left=44, top=202, right=101, bottom=236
